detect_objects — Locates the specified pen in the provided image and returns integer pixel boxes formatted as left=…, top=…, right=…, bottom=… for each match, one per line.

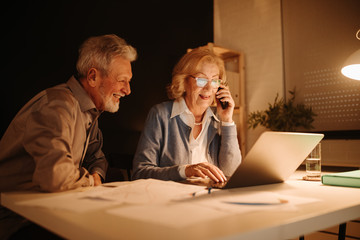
left=192, top=187, right=212, bottom=197
left=223, top=198, right=288, bottom=205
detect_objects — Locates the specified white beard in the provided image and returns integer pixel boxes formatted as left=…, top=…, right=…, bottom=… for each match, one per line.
left=99, top=85, right=120, bottom=113
left=104, top=98, right=120, bottom=113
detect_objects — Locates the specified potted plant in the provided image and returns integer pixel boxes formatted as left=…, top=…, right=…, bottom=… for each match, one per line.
left=247, top=89, right=316, bottom=132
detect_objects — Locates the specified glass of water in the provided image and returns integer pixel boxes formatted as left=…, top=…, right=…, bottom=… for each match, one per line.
left=305, top=143, right=321, bottom=180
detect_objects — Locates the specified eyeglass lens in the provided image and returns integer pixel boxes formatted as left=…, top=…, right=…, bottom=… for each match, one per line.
left=195, top=78, right=220, bottom=88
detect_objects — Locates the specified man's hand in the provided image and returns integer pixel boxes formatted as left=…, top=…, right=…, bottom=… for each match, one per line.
left=92, top=173, right=102, bottom=186
left=185, top=162, right=227, bottom=183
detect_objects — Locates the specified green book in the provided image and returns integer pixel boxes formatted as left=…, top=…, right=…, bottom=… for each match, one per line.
left=321, top=170, right=360, bottom=188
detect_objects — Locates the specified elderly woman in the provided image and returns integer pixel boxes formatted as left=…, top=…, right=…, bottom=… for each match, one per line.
left=132, top=47, right=241, bottom=183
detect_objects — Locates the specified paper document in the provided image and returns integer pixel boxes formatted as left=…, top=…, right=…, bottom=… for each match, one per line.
left=190, top=191, right=320, bottom=213
left=106, top=189, right=321, bottom=228
left=16, top=187, right=121, bottom=213
left=16, top=179, right=207, bottom=213
left=16, top=178, right=321, bottom=228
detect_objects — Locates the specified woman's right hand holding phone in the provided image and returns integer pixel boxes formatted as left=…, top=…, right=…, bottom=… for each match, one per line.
left=216, top=86, right=234, bottom=123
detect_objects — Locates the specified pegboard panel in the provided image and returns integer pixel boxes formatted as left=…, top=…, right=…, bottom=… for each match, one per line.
left=303, top=68, right=360, bottom=130
left=282, top=0, right=360, bottom=132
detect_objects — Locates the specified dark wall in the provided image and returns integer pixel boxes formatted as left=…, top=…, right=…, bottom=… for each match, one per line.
left=1, top=1, right=213, bottom=157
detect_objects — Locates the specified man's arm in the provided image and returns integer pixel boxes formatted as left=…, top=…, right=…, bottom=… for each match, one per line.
left=23, top=97, right=94, bottom=192
left=82, top=122, right=108, bottom=183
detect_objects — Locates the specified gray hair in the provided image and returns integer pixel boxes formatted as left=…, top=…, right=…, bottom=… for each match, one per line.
left=76, top=34, right=137, bottom=78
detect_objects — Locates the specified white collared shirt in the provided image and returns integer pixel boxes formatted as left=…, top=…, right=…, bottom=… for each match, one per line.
left=171, top=98, right=219, bottom=178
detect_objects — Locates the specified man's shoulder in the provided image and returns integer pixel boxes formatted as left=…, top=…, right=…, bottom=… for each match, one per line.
left=45, top=83, right=76, bottom=103
left=22, top=83, right=75, bottom=111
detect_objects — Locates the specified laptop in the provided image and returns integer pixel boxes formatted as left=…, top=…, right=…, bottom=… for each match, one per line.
left=205, top=131, right=324, bottom=189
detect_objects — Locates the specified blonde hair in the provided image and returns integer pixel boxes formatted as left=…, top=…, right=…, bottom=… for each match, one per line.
left=167, top=47, right=226, bottom=100
left=76, top=34, right=137, bottom=78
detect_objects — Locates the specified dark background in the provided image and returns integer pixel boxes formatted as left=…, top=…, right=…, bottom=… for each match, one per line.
left=0, top=1, right=213, bottom=160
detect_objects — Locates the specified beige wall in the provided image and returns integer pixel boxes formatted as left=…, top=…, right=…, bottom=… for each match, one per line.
left=214, top=0, right=360, bottom=167
left=214, top=0, right=284, bottom=151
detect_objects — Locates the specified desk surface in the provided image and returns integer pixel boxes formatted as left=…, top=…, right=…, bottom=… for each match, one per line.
left=2, top=171, right=360, bottom=240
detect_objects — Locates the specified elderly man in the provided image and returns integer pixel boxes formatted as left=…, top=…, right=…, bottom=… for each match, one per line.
left=0, top=34, right=137, bottom=239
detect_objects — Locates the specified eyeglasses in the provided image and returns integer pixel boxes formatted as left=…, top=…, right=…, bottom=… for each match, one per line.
left=191, top=76, right=221, bottom=88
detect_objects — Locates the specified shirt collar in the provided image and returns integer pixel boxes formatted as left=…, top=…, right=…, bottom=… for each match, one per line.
left=171, top=97, right=219, bottom=122
left=66, top=76, right=98, bottom=113
left=171, top=97, right=188, bottom=118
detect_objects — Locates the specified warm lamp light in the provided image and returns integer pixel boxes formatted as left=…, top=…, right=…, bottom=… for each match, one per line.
left=341, top=29, right=360, bottom=80
left=341, top=49, right=360, bottom=80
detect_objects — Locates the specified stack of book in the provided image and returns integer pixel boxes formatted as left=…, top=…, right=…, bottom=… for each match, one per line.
left=321, top=170, right=360, bottom=188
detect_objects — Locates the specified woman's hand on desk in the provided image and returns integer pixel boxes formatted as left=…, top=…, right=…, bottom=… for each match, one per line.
left=185, top=162, right=227, bottom=183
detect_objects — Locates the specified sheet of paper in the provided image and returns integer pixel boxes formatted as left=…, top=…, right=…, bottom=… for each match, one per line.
left=16, top=179, right=207, bottom=213
left=87, top=179, right=206, bottom=204
left=190, top=191, right=321, bottom=213
left=105, top=189, right=321, bottom=228
left=16, top=188, right=122, bottom=213
left=16, top=178, right=321, bottom=218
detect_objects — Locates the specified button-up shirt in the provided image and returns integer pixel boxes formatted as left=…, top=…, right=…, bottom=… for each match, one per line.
left=171, top=97, right=235, bottom=178
left=0, top=76, right=107, bottom=193
left=171, top=97, right=215, bottom=164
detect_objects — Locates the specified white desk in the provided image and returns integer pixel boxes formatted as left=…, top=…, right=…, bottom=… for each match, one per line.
left=1, top=171, right=360, bottom=240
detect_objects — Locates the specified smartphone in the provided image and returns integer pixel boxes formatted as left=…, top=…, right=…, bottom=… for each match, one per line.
left=217, top=87, right=229, bottom=109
